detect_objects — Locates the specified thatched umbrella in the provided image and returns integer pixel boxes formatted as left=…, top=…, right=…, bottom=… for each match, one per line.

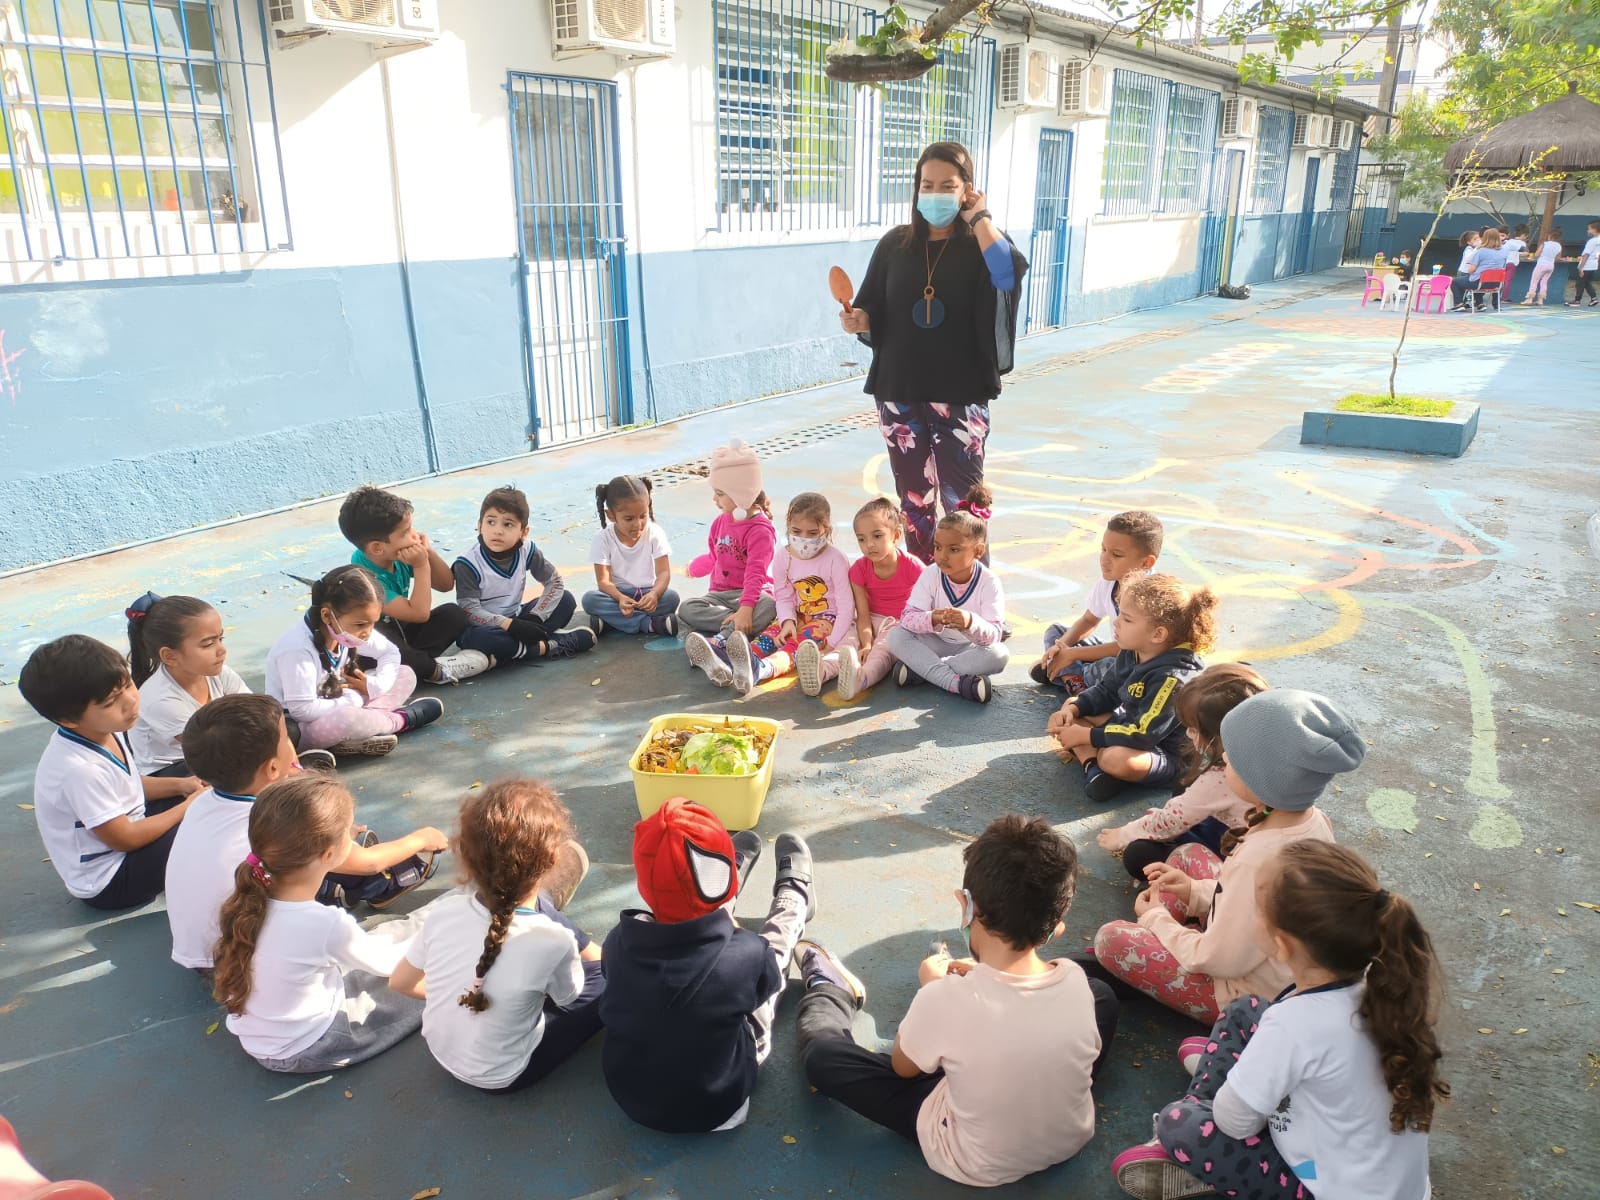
left=1443, top=83, right=1600, bottom=243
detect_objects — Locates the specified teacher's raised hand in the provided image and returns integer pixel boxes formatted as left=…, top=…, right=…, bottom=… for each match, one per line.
left=840, top=308, right=870, bottom=334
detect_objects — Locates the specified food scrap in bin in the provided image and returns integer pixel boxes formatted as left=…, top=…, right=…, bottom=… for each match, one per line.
left=637, top=719, right=775, bottom=777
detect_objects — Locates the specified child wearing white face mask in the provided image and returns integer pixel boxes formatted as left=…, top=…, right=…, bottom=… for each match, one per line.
left=720, top=492, right=858, bottom=697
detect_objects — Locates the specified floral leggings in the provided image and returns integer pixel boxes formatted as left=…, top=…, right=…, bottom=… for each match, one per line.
left=298, top=667, right=417, bottom=749
left=1092, top=843, right=1224, bottom=1023
left=876, top=401, right=990, bottom=563
left=1157, top=994, right=1310, bottom=1199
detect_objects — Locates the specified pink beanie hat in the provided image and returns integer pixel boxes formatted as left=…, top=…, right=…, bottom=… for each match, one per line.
left=708, top=440, right=764, bottom=518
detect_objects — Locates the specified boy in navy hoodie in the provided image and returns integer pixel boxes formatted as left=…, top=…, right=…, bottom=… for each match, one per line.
left=599, top=798, right=814, bottom=1132
left=1047, top=573, right=1217, bottom=802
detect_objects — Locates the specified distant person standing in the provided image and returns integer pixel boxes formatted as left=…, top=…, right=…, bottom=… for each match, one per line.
left=1565, top=220, right=1600, bottom=306
left=841, top=142, right=1028, bottom=563
left=1524, top=227, right=1562, bottom=305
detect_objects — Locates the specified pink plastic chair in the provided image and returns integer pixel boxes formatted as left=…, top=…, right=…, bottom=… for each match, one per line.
left=0, top=1117, right=112, bottom=1200
left=1414, top=274, right=1451, bottom=314
left=1361, top=272, right=1385, bottom=305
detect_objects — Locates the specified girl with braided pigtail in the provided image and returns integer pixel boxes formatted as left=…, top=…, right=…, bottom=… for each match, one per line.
left=390, top=780, right=605, bottom=1092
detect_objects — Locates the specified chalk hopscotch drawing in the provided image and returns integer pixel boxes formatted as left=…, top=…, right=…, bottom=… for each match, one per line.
left=0, top=331, right=23, bottom=404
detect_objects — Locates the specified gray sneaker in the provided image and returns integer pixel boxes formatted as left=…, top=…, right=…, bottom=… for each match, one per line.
left=726, top=630, right=757, bottom=695
left=795, top=639, right=824, bottom=697
left=773, top=832, right=816, bottom=921
left=835, top=644, right=860, bottom=701
left=433, top=649, right=492, bottom=683
left=686, top=632, right=733, bottom=687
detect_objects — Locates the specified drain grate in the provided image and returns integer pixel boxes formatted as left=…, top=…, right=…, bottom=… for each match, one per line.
left=648, top=410, right=881, bottom=489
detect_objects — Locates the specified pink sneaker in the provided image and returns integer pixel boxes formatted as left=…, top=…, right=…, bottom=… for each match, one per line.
left=1112, top=1139, right=1217, bottom=1199
left=1178, top=1036, right=1210, bottom=1075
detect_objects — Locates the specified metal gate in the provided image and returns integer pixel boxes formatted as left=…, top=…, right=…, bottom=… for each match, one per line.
left=1024, top=129, right=1073, bottom=333
left=1292, top=156, right=1320, bottom=275
left=1343, top=161, right=1405, bottom=263
left=1199, top=148, right=1245, bottom=291
left=508, top=73, right=632, bottom=445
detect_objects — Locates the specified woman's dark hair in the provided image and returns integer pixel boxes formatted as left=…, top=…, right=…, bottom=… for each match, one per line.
left=337, top=485, right=412, bottom=550
left=963, top=814, right=1078, bottom=951
left=854, top=496, right=903, bottom=535
left=1266, top=841, right=1451, bottom=1133
left=183, top=694, right=286, bottom=794
left=902, top=140, right=977, bottom=248
left=1174, top=662, right=1269, bottom=786
left=480, top=485, right=530, bottom=528
left=126, top=593, right=216, bottom=686
left=938, top=481, right=994, bottom=543
left=213, top=775, right=354, bottom=1015
left=1105, top=509, right=1164, bottom=559
left=306, top=564, right=383, bottom=628
left=595, top=475, right=654, bottom=527
left=17, top=635, right=131, bottom=724
left=454, top=780, right=574, bottom=1014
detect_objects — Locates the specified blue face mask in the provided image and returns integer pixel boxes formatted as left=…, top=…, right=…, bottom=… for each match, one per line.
left=917, top=193, right=962, bottom=229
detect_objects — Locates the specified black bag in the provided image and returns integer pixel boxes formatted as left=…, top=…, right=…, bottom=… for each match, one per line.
left=1217, top=284, right=1252, bottom=300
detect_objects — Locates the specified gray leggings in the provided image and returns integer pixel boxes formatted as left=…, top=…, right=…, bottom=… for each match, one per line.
left=679, top=589, right=779, bottom=635
left=255, top=970, right=423, bottom=1074
left=884, top=626, right=1009, bottom=691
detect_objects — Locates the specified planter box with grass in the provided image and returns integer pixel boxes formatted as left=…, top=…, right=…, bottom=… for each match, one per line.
left=1300, top=394, right=1479, bottom=457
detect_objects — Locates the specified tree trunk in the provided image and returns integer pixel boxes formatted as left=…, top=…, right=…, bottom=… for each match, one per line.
left=1375, top=9, right=1404, bottom=137
left=920, top=0, right=985, bottom=44
left=1390, top=202, right=1452, bottom=400
left=1539, top=183, right=1560, bottom=246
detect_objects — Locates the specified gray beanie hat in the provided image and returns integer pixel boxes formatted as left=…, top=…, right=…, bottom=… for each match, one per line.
left=1220, top=689, right=1365, bottom=811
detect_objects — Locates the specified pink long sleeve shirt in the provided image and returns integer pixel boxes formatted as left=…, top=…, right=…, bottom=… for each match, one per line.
left=1105, top=767, right=1254, bottom=850
left=705, top=512, right=776, bottom=609
left=772, top=544, right=856, bottom=651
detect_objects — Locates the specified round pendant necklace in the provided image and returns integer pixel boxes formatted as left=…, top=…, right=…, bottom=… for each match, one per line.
left=914, top=235, right=952, bottom=329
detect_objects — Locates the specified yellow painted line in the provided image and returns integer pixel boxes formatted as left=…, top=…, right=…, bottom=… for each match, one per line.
left=1212, top=578, right=1363, bottom=662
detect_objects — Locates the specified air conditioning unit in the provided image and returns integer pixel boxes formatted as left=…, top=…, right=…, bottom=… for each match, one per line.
left=1220, top=96, right=1257, bottom=140
left=267, top=0, right=440, bottom=45
left=551, top=0, right=675, bottom=57
left=1291, top=112, right=1311, bottom=147
left=1335, top=117, right=1356, bottom=151
left=998, top=44, right=1058, bottom=109
left=1057, top=60, right=1109, bottom=119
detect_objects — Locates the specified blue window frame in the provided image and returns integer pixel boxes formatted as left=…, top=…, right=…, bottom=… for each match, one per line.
left=1328, top=143, right=1358, bottom=209
left=1251, top=105, right=1294, bottom=214
left=1102, top=70, right=1220, bottom=215
left=0, top=0, right=288, bottom=262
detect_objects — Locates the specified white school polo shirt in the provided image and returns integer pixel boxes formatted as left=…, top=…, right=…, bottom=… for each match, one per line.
left=164, top=786, right=255, bottom=969
left=131, top=664, right=251, bottom=772
left=33, top=728, right=146, bottom=899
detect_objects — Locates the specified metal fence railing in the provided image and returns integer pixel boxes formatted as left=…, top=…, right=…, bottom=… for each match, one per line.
left=0, top=0, right=289, bottom=262
left=1328, top=143, right=1358, bottom=210
left=1103, top=69, right=1219, bottom=216
left=1251, top=104, right=1294, bottom=214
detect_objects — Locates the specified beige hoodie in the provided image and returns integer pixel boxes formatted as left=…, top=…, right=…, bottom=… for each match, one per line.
left=1137, top=808, right=1335, bottom=1006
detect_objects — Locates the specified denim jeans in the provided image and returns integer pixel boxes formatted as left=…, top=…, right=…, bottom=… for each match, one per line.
left=457, top=591, right=578, bottom=660
left=581, top=587, right=680, bottom=634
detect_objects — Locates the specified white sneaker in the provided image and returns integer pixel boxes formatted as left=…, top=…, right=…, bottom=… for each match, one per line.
left=686, top=632, right=733, bottom=687
left=835, top=645, right=860, bottom=701
left=795, top=639, right=824, bottom=697
left=327, top=734, right=398, bottom=757
left=433, top=649, right=492, bottom=683
left=726, top=630, right=756, bottom=695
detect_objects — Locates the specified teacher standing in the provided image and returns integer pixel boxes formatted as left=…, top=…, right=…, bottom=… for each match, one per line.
left=841, top=140, right=1028, bottom=563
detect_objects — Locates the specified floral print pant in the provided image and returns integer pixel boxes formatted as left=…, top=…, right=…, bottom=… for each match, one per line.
left=876, top=401, right=990, bottom=563
left=1157, top=994, right=1309, bottom=1199
left=1092, top=843, right=1224, bottom=1023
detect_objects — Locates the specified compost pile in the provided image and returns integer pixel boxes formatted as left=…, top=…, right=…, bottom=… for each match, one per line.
left=637, top=720, right=774, bottom=777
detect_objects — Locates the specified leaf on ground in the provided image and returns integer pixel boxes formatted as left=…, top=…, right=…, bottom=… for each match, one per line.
left=1552, top=1147, right=1566, bottom=1155
left=411, top=1190, right=442, bottom=1199
left=1513, top=1028, right=1529, bottom=1035
left=1575, top=902, right=1600, bottom=912
left=1500, top=908, right=1512, bottom=916
left=1477, top=1027, right=1494, bottom=1034
left=469, top=781, right=482, bottom=789
left=782, top=1134, right=798, bottom=1144
left=1557, top=908, right=1568, bottom=916
left=17, top=804, right=33, bottom=810
left=1553, top=968, right=1567, bottom=974
left=591, top=679, right=601, bottom=686
left=343, top=1089, right=353, bottom=1099
left=205, top=1021, right=219, bottom=1035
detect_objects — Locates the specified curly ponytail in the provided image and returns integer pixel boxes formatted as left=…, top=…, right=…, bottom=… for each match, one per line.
left=1267, top=841, right=1450, bottom=1133
left=453, top=779, right=575, bottom=1015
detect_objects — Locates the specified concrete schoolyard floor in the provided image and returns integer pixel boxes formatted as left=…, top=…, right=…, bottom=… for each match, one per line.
left=2, top=269, right=1596, bottom=1199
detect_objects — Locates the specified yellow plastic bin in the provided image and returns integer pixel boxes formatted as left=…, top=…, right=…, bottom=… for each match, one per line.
left=629, top=713, right=782, bottom=831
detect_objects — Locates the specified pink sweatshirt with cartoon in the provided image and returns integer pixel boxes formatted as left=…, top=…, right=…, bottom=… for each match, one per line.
left=702, top=512, right=776, bottom=609
left=772, top=544, right=856, bottom=651
left=1104, top=767, right=1254, bottom=850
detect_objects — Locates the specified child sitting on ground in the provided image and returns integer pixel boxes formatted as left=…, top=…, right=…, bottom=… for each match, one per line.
left=1113, top=842, right=1446, bottom=1200
left=1046, top=573, right=1215, bottom=802
left=599, top=798, right=813, bottom=1132
left=1096, top=663, right=1266, bottom=881
left=390, top=780, right=605, bottom=1093
left=20, top=635, right=202, bottom=911
left=1090, top=690, right=1363, bottom=1024
left=1033, top=510, right=1162, bottom=693
left=680, top=441, right=778, bottom=661
left=340, top=484, right=488, bottom=684
left=884, top=484, right=1007, bottom=704
left=126, top=592, right=252, bottom=777
left=453, top=484, right=597, bottom=664
left=840, top=497, right=924, bottom=700
left=794, top=814, right=1116, bottom=1188
left=265, top=565, right=443, bottom=757
left=165, top=694, right=447, bottom=971
left=214, top=775, right=426, bottom=1073
left=582, top=475, right=679, bottom=637
left=720, top=491, right=857, bottom=698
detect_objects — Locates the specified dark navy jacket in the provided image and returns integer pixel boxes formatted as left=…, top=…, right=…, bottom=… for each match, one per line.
left=1075, top=645, right=1204, bottom=753
left=599, top=908, right=781, bottom=1132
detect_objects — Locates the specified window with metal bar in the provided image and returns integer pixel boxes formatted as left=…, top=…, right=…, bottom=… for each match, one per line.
left=872, top=34, right=995, bottom=226
left=1328, top=143, right=1358, bottom=209
left=1103, top=71, right=1220, bottom=216
left=0, top=0, right=287, bottom=262
left=712, top=0, right=858, bottom=233
left=1251, top=105, right=1294, bottom=214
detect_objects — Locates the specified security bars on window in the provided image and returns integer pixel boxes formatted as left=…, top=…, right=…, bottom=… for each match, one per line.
left=1102, top=69, right=1220, bottom=217
left=1251, top=104, right=1294, bottom=214
left=0, top=0, right=289, bottom=262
